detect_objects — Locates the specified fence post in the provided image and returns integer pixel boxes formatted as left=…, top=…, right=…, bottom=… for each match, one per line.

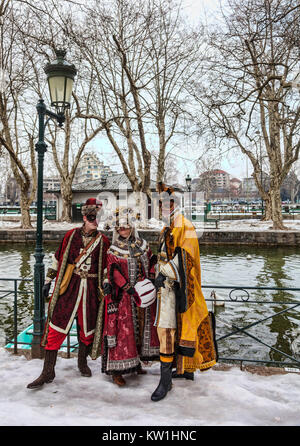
left=67, top=333, right=70, bottom=359
left=13, top=279, right=18, bottom=355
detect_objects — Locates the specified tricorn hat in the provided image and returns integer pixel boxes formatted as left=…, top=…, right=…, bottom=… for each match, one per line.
left=81, top=198, right=102, bottom=216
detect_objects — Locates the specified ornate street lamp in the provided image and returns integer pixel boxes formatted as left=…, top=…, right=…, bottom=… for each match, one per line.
left=185, top=174, right=192, bottom=220
left=32, top=49, right=77, bottom=359
left=185, top=174, right=192, bottom=192
left=44, top=49, right=77, bottom=119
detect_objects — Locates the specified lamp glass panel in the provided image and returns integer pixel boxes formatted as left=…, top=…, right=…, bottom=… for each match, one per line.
left=48, top=76, right=66, bottom=104
left=64, top=77, right=74, bottom=104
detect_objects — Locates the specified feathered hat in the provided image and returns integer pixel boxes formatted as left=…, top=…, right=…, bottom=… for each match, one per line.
left=157, top=182, right=180, bottom=205
left=157, top=181, right=175, bottom=196
left=104, top=206, right=137, bottom=230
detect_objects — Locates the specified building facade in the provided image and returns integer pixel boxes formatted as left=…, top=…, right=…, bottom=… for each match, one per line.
left=47, top=173, right=183, bottom=221
left=74, top=153, right=117, bottom=184
left=194, top=169, right=231, bottom=200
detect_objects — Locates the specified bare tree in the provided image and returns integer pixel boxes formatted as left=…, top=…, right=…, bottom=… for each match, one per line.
left=194, top=0, right=300, bottom=229
left=46, top=107, right=104, bottom=222
left=9, top=0, right=106, bottom=222
left=281, top=164, right=300, bottom=203
left=0, top=1, right=38, bottom=228
left=63, top=0, right=203, bottom=197
left=1, top=0, right=206, bottom=225
left=290, top=165, right=300, bottom=204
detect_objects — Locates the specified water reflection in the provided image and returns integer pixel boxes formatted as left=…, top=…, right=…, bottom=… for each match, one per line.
left=257, top=249, right=299, bottom=362
left=199, top=245, right=300, bottom=365
left=0, top=243, right=59, bottom=344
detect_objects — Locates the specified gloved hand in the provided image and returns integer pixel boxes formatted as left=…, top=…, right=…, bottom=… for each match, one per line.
left=154, top=272, right=166, bottom=289
left=125, top=286, right=141, bottom=306
left=42, top=281, right=51, bottom=299
left=103, top=282, right=112, bottom=296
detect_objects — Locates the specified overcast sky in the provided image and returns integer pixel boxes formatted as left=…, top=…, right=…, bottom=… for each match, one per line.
left=91, top=0, right=248, bottom=184
left=174, top=0, right=248, bottom=181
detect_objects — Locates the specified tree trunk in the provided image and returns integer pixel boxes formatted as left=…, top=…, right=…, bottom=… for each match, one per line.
left=60, top=182, right=72, bottom=223
left=19, top=190, right=33, bottom=229
left=261, top=196, right=272, bottom=222
left=269, top=184, right=287, bottom=230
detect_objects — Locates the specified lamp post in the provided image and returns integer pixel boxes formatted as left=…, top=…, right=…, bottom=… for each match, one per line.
left=185, top=174, right=192, bottom=220
left=32, top=49, right=77, bottom=359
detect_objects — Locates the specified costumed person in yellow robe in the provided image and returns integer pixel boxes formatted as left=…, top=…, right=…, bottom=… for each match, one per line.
left=151, top=183, right=218, bottom=402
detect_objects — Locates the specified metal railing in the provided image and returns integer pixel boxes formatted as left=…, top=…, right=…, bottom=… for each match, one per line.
left=2, top=277, right=300, bottom=369
left=203, top=285, right=300, bottom=370
left=0, top=278, right=77, bottom=357
left=0, top=205, right=56, bottom=220
left=0, top=278, right=27, bottom=354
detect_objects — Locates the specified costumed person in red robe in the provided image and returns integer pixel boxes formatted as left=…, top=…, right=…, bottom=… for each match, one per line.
left=92, top=206, right=159, bottom=386
left=27, top=198, right=110, bottom=389
left=151, top=183, right=218, bottom=402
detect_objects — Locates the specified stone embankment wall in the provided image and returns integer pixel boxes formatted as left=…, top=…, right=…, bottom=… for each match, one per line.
left=0, top=229, right=300, bottom=246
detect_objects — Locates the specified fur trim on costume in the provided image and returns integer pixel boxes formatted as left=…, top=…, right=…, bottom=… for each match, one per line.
left=109, top=263, right=124, bottom=302
left=81, top=198, right=102, bottom=216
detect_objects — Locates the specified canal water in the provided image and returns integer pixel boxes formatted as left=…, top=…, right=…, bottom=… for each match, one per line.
left=0, top=242, right=300, bottom=366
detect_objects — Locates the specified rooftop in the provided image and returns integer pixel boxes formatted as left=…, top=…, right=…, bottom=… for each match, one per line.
left=47, top=173, right=183, bottom=193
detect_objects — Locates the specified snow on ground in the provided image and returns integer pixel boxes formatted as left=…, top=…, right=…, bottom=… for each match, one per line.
left=0, top=219, right=76, bottom=230
left=0, top=348, right=300, bottom=426
left=214, top=219, right=300, bottom=232
left=1, top=217, right=300, bottom=232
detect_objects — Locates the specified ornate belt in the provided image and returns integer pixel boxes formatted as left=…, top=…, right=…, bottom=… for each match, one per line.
left=74, top=267, right=98, bottom=279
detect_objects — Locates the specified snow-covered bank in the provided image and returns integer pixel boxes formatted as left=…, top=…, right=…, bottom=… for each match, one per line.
left=0, top=348, right=300, bottom=426
left=214, top=219, right=300, bottom=232
left=1, top=218, right=300, bottom=232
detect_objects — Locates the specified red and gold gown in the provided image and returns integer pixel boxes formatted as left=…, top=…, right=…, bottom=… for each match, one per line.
left=101, top=235, right=160, bottom=375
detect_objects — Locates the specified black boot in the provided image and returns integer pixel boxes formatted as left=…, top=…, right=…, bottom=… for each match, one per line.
left=172, top=371, right=194, bottom=380
left=78, top=342, right=92, bottom=377
left=27, top=350, right=57, bottom=389
left=151, top=361, right=173, bottom=402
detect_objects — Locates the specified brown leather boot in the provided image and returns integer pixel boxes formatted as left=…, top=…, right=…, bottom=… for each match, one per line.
left=112, top=374, right=126, bottom=386
left=137, top=364, right=147, bottom=375
left=78, top=342, right=92, bottom=377
left=27, top=350, right=57, bottom=389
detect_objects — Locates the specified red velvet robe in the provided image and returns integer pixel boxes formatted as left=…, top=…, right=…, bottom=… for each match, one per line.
left=102, top=243, right=159, bottom=375
left=41, top=228, right=110, bottom=346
